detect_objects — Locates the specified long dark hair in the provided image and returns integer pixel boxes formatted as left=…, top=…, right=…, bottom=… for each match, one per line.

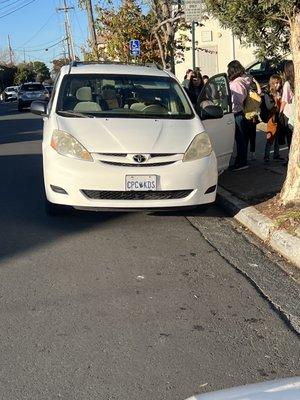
left=227, top=60, right=246, bottom=81
left=284, top=60, right=294, bottom=93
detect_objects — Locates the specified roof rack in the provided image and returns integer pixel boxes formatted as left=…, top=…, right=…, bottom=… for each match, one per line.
left=68, top=60, right=163, bottom=73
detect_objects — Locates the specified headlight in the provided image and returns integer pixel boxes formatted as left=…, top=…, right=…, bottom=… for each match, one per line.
left=50, top=130, right=93, bottom=162
left=183, top=132, right=212, bottom=162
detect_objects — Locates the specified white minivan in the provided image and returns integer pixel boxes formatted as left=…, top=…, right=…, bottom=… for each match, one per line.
left=31, top=62, right=234, bottom=215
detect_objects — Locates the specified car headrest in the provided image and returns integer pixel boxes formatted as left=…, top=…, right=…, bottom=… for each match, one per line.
left=76, top=87, right=92, bottom=102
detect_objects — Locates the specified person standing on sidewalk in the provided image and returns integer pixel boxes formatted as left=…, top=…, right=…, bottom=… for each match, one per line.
left=227, top=60, right=252, bottom=170
left=263, top=74, right=285, bottom=162
left=182, top=69, right=204, bottom=105
left=280, top=60, right=294, bottom=151
left=245, top=77, right=262, bottom=161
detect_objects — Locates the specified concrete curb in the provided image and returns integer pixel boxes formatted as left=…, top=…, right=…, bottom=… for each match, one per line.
left=217, top=187, right=300, bottom=269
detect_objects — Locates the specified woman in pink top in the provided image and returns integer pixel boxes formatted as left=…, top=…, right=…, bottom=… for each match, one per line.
left=228, top=60, right=252, bottom=170
left=280, top=60, right=294, bottom=149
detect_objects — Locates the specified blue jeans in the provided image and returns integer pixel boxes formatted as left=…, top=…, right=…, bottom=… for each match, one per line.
left=234, top=112, right=248, bottom=166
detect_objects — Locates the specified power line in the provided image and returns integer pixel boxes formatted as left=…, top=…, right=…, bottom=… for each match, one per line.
left=16, top=13, right=56, bottom=48
left=0, top=0, right=37, bottom=19
left=57, top=0, right=76, bottom=60
left=0, top=0, right=20, bottom=4
left=72, top=3, right=85, bottom=40
left=19, top=37, right=62, bottom=50
left=15, top=38, right=66, bottom=53
left=0, top=0, right=24, bottom=12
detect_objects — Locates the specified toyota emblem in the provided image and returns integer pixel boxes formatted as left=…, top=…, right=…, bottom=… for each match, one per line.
left=133, top=154, right=146, bottom=163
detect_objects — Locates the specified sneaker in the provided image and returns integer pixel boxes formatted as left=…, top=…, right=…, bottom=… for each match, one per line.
left=264, top=156, right=270, bottom=163
left=229, top=164, right=249, bottom=171
left=250, top=152, right=256, bottom=161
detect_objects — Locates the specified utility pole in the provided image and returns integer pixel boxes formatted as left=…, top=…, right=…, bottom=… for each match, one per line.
left=57, top=0, right=75, bottom=61
left=191, top=21, right=196, bottom=71
left=85, top=0, right=98, bottom=56
left=7, top=35, right=13, bottom=65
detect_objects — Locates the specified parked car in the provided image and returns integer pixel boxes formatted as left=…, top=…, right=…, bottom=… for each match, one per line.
left=17, top=82, right=48, bottom=111
left=0, top=86, right=18, bottom=102
left=31, top=61, right=235, bottom=215
left=185, top=376, right=300, bottom=399
left=245, top=59, right=289, bottom=87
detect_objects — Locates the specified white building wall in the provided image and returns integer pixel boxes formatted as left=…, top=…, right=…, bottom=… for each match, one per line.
left=175, top=18, right=257, bottom=81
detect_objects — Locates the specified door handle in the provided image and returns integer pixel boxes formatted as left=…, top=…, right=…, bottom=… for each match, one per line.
left=227, top=121, right=234, bottom=125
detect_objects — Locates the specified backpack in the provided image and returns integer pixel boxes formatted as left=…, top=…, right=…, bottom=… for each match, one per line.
left=260, top=93, right=270, bottom=122
left=244, top=90, right=261, bottom=120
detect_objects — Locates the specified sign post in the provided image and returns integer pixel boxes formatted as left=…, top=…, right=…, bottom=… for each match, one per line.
left=129, top=39, right=141, bottom=61
left=184, top=0, right=203, bottom=71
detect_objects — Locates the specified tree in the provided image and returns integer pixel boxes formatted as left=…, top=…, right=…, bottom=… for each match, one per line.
left=89, top=0, right=161, bottom=63
left=0, top=48, right=13, bottom=66
left=14, top=63, right=35, bottom=85
left=51, top=58, right=71, bottom=78
left=204, top=0, right=300, bottom=206
left=0, top=64, right=17, bottom=91
left=32, top=61, right=50, bottom=82
left=150, top=0, right=186, bottom=72
left=79, top=0, right=188, bottom=69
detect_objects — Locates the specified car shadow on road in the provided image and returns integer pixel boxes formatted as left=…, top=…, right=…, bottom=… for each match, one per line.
left=0, top=118, right=43, bottom=144
left=0, top=154, right=124, bottom=262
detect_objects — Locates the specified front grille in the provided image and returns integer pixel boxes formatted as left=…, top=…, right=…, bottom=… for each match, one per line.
left=100, top=160, right=176, bottom=167
left=81, top=189, right=193, bottom=200
left=98, top=153, right=127, bottom=157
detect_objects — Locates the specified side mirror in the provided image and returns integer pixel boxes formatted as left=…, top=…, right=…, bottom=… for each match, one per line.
left=30, top=100, right=48, bottom=116
left=199, top=105, right=223, bottom=120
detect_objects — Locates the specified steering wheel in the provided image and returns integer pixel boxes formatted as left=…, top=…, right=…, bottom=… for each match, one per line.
left=141, top=104, right=167, bottom=113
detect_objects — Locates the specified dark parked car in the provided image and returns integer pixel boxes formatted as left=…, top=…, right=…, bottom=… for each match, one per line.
left=245, top=59, right=289, bottom=87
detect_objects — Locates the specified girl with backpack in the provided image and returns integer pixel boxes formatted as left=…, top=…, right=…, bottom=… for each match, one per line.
left=263, top=74, right=285, bottom=162
left=227, top=60, right=252, bottom=170
left=244, top=77, right=262, bottom=161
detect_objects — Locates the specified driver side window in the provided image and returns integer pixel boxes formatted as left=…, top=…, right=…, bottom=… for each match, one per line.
left=198, top=74, right=231, bottom=114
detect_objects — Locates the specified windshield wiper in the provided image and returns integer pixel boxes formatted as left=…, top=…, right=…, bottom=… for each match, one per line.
left=57, top=110, right=95, bottom=118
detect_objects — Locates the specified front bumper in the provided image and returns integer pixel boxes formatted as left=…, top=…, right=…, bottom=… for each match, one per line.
left=43, top=148, right=218, bottom=209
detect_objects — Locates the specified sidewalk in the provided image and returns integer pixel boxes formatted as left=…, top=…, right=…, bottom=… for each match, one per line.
left=216, top=131, right=300, bottom=269
left=219, top=156, right=287, bottom=205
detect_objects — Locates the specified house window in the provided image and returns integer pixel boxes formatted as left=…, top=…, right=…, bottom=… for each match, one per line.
left=201, top=31, right=213, bottom=42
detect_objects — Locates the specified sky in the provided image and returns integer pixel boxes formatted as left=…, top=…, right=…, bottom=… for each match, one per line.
left=0, top=0, right=90, bottom=66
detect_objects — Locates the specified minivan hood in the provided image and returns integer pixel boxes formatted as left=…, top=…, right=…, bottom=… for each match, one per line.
left=57, top=116, right=203, bottom=154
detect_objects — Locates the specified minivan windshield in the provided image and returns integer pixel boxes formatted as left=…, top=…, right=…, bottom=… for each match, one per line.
left=56, top=74, right=194, bottom=119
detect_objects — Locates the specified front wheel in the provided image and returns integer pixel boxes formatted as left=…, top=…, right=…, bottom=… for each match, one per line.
left=18, top=104, right=23, bottom=112
left=45, top=198, right=70, bottom=216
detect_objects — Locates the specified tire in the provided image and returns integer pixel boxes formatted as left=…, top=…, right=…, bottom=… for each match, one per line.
left=18, top=104, right=23, bottom=112
left=45, top=198, right=69, bottom=216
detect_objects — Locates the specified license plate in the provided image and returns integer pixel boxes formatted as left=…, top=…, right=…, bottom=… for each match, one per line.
left=125, top=175, right=157, bottom=191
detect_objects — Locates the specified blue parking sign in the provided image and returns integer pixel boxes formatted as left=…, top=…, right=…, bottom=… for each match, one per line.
left=130, top=39, right=140, bottom=56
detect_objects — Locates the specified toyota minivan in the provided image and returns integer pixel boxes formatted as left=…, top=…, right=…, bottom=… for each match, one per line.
left=31, top=61, right=234, bottom=215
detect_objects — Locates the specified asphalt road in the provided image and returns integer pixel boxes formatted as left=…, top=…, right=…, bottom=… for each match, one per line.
left=0, top=102, right=299, bottom=400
